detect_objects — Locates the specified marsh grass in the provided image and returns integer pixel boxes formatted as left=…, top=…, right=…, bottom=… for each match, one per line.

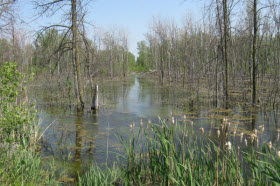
left=80, top=118, right=280, bottom=185
left=0, top=120, right=57, bottom=185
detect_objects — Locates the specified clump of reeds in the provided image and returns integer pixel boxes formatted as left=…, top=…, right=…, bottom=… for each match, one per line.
left=113, top=118, right=280, bottom=185
left=79, top=115, right=280, bottom=185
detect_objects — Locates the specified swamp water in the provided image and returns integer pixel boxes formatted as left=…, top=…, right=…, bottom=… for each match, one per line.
left=35, top=75, right=280, bottom=181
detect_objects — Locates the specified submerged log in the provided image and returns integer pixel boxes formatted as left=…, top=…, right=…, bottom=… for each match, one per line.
left=91, top=84, right=98, bottom=110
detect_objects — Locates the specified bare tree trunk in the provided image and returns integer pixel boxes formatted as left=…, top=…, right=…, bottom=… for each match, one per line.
left=71, top=0, right=84, bottom=109
left=91, top=83, right=98, bottom=110
left=252, top=0, right=258, bottom=106
left=223, top=0, right=229, bottom=109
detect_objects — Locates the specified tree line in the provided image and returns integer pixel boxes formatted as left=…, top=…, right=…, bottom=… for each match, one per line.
left=0, top=0, right=136, bottom=109
left=136, top=0, right=280, bottom=108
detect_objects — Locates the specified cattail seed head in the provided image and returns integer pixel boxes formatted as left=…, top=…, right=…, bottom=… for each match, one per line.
left=223, top=118, right=228, bottom=124
left=253, top=129, right=258, bottom=135
left=217, top=130, right=220, bottom=138
left=250, top=133, right=257, bottom=143
left=277, top=151, right=280, bottom=158
left=240, top=133, right=243, bottom=141
left=268, top=141, right=272, bottom=150
left=200, top=127, right=204, bottom=134
left=259, top=125, right=264, bottom=132
left=190, top=121, right=193, bottom=127
left=130, top=125, right=133, bottom=130
left=140, top=119, right=143, bottom=127
left=245, top=138, right=247, bottom=146
left=183, top=115, right=187, bottom=121
left=172, top=117, right=175, bottom=125
left=225, top=141, right=232, bottom=152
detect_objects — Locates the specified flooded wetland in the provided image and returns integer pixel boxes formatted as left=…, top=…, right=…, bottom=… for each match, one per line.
left=35, top=75, right=280, bottom=181
left=1, top=0, right=280, bottom=185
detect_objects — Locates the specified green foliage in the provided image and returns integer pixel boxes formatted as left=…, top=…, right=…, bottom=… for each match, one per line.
left=0, top=62, right=57, bottom=185
left=0, top=62, right=36, bottom=141
left=136, top=41, right=152, bottom=70
left=127, top=52, right=136, bottom=72
left=134, top=65, right=150, bottom=72
left=245, top=145, right=280, bottom=184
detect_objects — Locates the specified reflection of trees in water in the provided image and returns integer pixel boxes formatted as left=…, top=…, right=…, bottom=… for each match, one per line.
left=40, top=109, right=99, bottom=176
left=100, top=77, right=135, bottom=106
left=235, top=107, right=279, bottom=144
left=137, top=76, right=177, bottom=109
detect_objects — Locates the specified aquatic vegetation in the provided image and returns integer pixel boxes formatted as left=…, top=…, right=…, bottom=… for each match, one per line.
left=80, top=118, right=280, bottom=185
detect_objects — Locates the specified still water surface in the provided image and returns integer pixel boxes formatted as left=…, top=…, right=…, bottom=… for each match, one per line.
left=36, top=75, right=280, bottom=178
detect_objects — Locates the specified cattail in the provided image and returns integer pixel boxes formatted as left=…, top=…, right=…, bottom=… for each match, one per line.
left=200, top=127, right=204, bottom=134
left=172, top=117, right=175, bottom=125
left=250, top=133, right=257, bottom=143
left=259, top=125, right=264, bottom=132
left=277, top=151, right=280, bottom=158
left=268, top=141, right=272, bottom=150
left=257, top=138, right=259, bottom=147
left=190, top=121, right=193, bottom=127
left=148, top=119, right=151, bottom=124
left=245, top=138, right=247, bottom=146
left=225, top=141, right=232, bottom=152
left=140, top=119, right=143, bottom=127
left=253, top=129, right=258, bottom=135
left=217, top=130, right=220, bottom=138
left=233, top=126, right=237, bottom=135
left=240, top=133, right=244, bottom=142
left=133, top=121, right=135, bottom=127
left=130, top=125, right=133, bottom=130
left=277, top=129, right=280, bottom=141
left=183, top=115, right=187, bottom=121
left=223, top=118, right=228, bottom=124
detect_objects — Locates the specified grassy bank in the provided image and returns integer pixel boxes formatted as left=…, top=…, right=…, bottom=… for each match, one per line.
left=0, top=123, right=56, bottom=185
left=0, top=62, right=57, bottom=185
left=79, top=117, right=280, bottom=185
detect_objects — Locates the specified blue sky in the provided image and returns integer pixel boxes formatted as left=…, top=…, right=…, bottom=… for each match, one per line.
left=18, top=0, right=204, bottom=57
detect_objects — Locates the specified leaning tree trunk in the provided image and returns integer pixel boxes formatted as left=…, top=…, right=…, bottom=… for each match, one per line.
left=71, top=0, right=84, bottom=110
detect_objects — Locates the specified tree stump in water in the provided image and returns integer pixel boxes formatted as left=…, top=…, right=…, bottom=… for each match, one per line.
left=91, top=84, right=98, bottom=110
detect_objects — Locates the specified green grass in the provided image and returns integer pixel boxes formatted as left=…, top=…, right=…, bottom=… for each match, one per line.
left=0, top=122, right=57, bottom=185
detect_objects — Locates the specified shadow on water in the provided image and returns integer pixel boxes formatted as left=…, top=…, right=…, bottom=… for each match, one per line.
left=35, top=75, right=280, bottom=181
